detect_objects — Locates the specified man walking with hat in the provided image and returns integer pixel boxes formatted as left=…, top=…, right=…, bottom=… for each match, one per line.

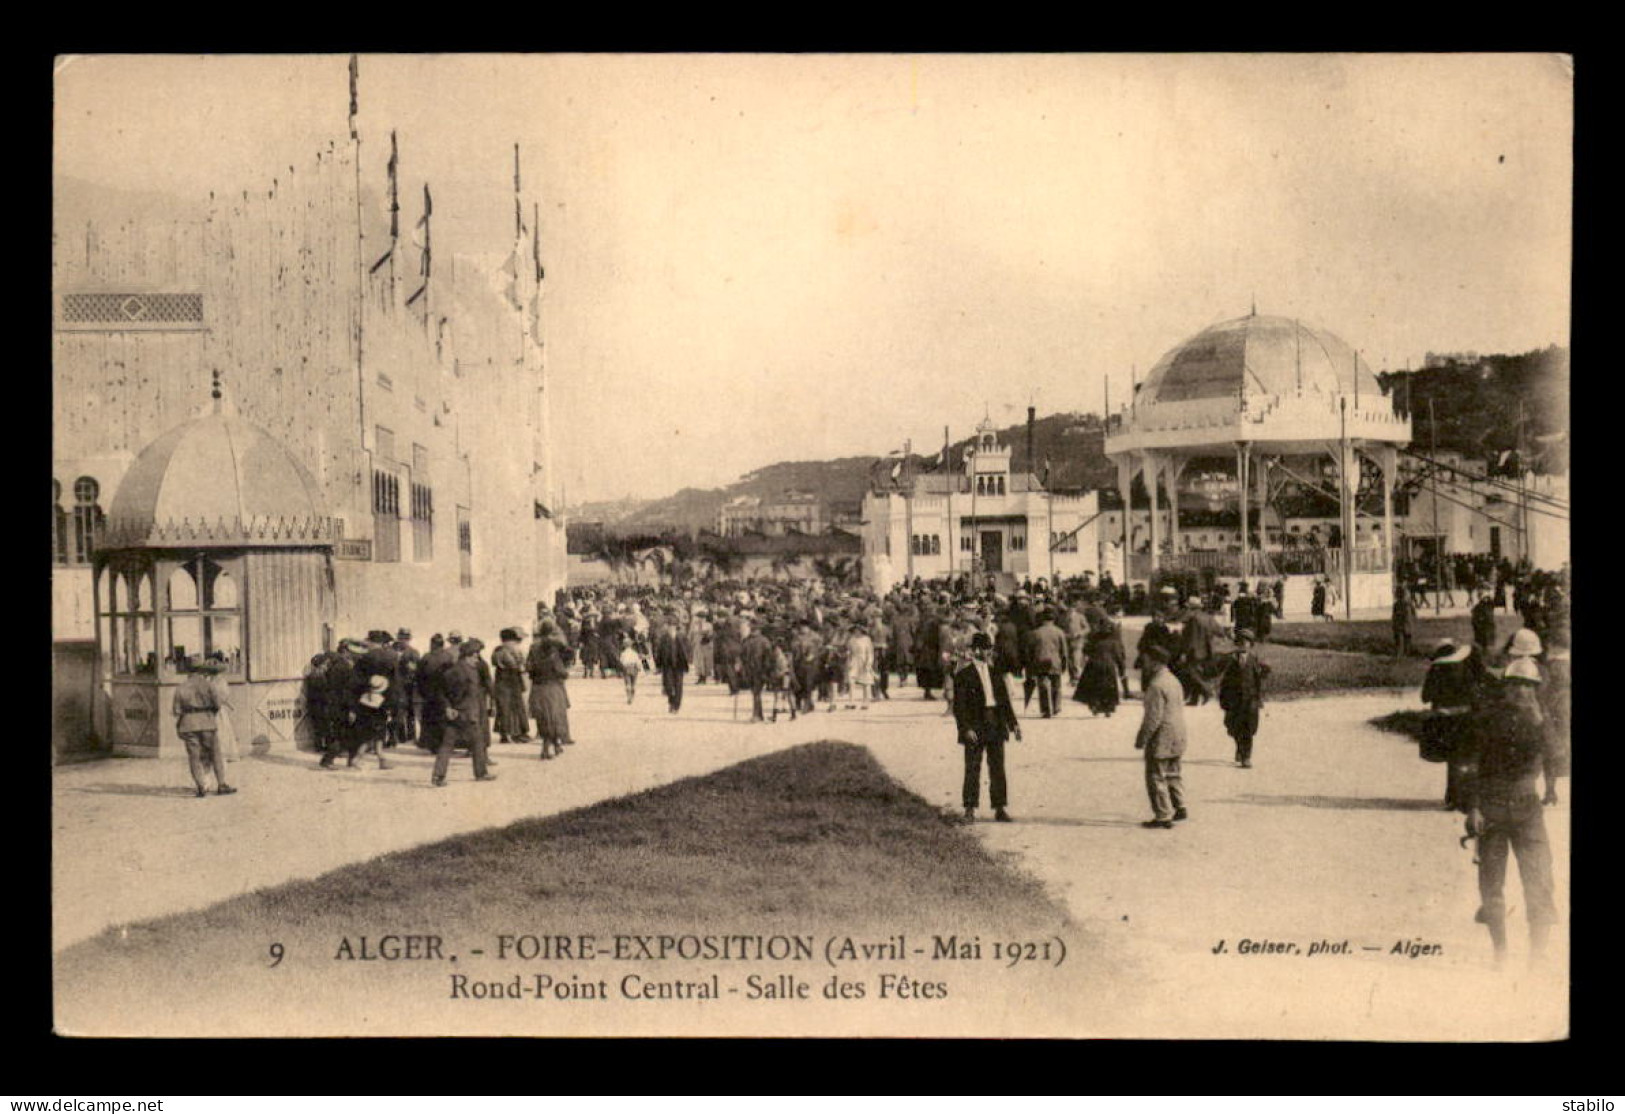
left=1136, top=643, right=1188, bottom=828
left=952, top=631, right=1021, bottom=823
left=433, top=640, right=498, bottom=787
left=172, top=658, right=238, bottom=798
left=1217, top=629, right=1270, bottom=768
left=391, top=628, right=420, bottom=748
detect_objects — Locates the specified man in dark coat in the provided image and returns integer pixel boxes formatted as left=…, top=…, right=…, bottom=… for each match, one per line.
left=360, top=631, right=401, bottom=750
left=914, top=607, right=944, bottom=699
left=1421, top=639, right=1486, bottom=808
left=416, top=634, right=455, bottom=754
left=390, top=628, right=421, bottom=746
left=653, top=614, right=692, bottom=714
left=432, top=642, right=497, bottom=787
left=1217, top=629, right=1271, bottom=767
left=890, top=605, right=916, bottom=687
left=740, top=619, right=776, bottom=723
left=952, top=632, right=1022, bottom=823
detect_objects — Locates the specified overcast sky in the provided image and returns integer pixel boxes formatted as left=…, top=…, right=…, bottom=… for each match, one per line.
left=55, top=53, right=1572, bottom=503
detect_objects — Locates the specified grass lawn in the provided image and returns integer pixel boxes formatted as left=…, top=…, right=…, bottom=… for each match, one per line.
left=1254, top=642, right=1429, bottom=700
left=1246, top=612, right=1526, bottom=699
left=1269, top=612, right=1524, bottom=656
left=56, top=742, right=1104, bottom=1036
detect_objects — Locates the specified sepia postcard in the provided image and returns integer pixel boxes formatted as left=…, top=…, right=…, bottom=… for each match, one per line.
left=50, top=52, right=1572, bottom=1039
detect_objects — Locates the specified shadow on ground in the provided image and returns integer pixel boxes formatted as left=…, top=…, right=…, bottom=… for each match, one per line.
left=1216, top=793, right=1444, bottom=811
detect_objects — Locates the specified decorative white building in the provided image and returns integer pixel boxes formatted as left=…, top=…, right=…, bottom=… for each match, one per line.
left=861, top=419, right=1101, bottom=592
left=1105, top=312, right=1412, bottom=612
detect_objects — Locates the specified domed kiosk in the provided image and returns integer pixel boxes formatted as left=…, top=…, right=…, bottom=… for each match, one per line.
left=94, top=389, right=337, bottom=754
left=1104, top=312, right=1411, bottom=614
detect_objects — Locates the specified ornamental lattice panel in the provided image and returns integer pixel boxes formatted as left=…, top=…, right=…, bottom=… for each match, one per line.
left=59, top=293, right=205, bottom=329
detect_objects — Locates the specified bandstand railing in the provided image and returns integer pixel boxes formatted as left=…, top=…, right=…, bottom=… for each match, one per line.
left=1126, top=546, right=1392, bottom=582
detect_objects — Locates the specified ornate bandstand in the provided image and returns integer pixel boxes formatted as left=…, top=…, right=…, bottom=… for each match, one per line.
left=93, top=390, right=337, bottom=754
left=1104, top=312, right=1412, bottom=613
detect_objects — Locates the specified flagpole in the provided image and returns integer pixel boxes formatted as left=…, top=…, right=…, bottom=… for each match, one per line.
left=1430, top=397, right=1442, bottom=617
left=944, top=425, right=953, bottom=582
left=904, top=438, right=914, bottom=582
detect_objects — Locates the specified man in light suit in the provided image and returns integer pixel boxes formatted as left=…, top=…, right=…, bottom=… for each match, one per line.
left=952, top=631, right=1022, bottom=823
left=1136, top=642, right=1188, bottom=829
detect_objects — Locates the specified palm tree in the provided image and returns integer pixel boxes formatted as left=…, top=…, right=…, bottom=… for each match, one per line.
left=770, top=552, right=803, bottom=581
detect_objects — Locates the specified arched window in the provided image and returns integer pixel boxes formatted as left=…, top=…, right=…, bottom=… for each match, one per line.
left=72, top=476, right=103, bottom=565
left=997, top=476, right=1006, bottom=496
left=164, top=555, right=244, bottom=676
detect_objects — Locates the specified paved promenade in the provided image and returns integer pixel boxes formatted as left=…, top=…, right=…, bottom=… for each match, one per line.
left=53, top=669, right=1567, bottom=1039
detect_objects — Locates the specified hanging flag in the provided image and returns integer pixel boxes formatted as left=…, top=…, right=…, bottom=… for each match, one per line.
left=406, top=182, right=432, bottom=310
left=889, top=461, right=903, bottom=481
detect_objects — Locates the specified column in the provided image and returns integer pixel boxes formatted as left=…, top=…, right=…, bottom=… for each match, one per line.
left=1237, top=442, right=1250, bottom=580
left=1379, top=445, right=1396, bottom=574
left=1145, top=450, right=1161, bottom=577
left=1167, top=454, right=1184, bottom=555
left=1338, top=439, right=1357, bottom=618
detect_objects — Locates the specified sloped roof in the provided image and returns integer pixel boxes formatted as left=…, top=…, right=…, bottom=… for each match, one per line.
left=104, top=411, right=333, bottom=549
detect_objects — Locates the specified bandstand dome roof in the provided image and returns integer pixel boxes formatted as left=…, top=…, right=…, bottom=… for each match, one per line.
left=1141, top=314, right=1384, bottom=405
left=103, top=410, right=334, bottom=550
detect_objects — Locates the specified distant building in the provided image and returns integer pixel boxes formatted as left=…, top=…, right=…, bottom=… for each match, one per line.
left=861, top=419, right=1102, bottom=591
left=717, top=490, right=824, bottom=537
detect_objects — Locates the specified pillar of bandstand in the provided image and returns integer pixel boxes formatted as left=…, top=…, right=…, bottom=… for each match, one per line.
left=1105, top=312, right=1411, bottom=616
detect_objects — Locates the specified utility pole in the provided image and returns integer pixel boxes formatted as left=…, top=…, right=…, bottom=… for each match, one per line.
left=1518, top=399, right=1530, bottom=567
left=1340, top=397, right=1353, bottom=620
left=902, top=438, right=914, bottom=583
left=944, top=425, right=953, bottom=581
left=1429, top=397, right=1442, bottom=616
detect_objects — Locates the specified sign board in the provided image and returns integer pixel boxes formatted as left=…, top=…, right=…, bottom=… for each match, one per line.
left=334, top=538, right=373, bottom=561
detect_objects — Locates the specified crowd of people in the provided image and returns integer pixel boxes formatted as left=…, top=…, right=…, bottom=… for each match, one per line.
left=295, top=622, right=577, bottom=788
left=167, top=555, right=1569, bottom=967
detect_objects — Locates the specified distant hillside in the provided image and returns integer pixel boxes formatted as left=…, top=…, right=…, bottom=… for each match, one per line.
left=1379, top=346, right=1569, bottom=474
left=610, top=413, right=1117, bottom=533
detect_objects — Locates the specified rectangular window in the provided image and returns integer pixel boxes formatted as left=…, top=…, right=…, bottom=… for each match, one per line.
left=372, top=466, right=401, bottom=563
left=376, top=426, right=396, bottom=464
left=961, top=534, right=973, bottom=552
left=457, top=506, right=473, bottom=588
left=410, top=443, right=433, bottom=563
left=930, top=535, right=941, bottom=555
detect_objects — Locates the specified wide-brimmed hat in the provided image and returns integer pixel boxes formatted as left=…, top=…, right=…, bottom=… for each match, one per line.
left=1507, top=628, right=1543, bottom=658
left=396, top=627, right=412, bottom=639
left=447, top=629, right=464, bottom=642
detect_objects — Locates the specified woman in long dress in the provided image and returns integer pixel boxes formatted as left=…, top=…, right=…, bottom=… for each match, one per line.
left=1074, top=619, right=1123, bottom=716
left=492, top=628, right=531, bottom=743
left=526, top=623, right=573, bottom=758
left=845, top=622, right=875, bottom=710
